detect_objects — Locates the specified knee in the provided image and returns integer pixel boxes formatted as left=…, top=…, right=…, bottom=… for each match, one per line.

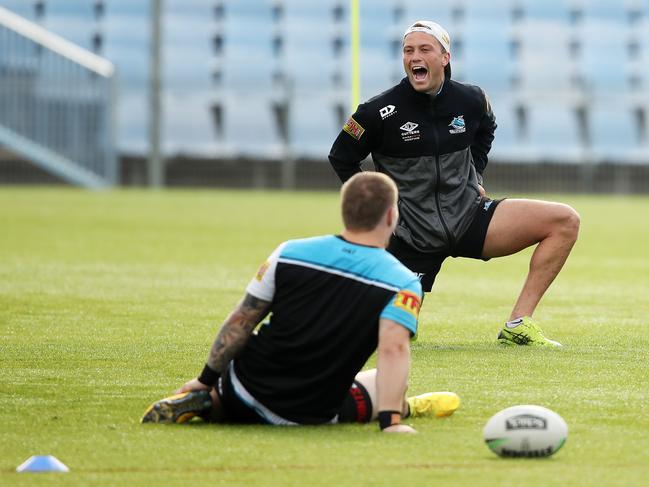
left=557, top=204, right=580, bottom=241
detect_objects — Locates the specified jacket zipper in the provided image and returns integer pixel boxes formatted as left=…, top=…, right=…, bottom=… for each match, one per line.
left=431, top=103, right=453, bottom=247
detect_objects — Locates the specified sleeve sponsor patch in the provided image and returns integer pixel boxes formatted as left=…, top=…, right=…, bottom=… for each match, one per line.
left=342, top=117, right=365, bottom=140
left=393, top=290, right=421, bottom=320
left=255, top=261, right=270, bottom=281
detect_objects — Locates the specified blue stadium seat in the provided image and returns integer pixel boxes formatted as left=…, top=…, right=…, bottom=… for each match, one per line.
left=463, top=0, right=512, bottom=21
left=164, top=47, right=212, bottom=92
left=639, top=20, right=649, bottom=83
left=100, top=3, right=149, bottom=152
left=487, top=97, right=543, bottom=162
left=218, top=52, right=274, bottom=92
left=520, top=0, right=570, bottom=21
left=515, top=20, right=572, bottom=92
left=45, top=0, right=93, bottom=17
left=103, top=48, right=147, bottom=88
left=164, top=91, right=216, bottom=155
left=526, top=104, right=583, bottom=162
left=223, top=96, right=278, bottom=157
left=164, top=11, right=212, bottom=45
left=281, top=0, right=336, bottom=19
left=163, top=12, right=213, bottom=92
left=361, top=47, right=399, bottom=97
left=360, top=0, right=392, bottom=47
left=166, top=0, right=218, bottom=16
left=220, top=4, right=273, bottom=53
left=1, top=1, right=36, bottom=19
left=453, top=1, right=512, bottom=90
left=282, top=26, right=337, bottom=91
left=403, top=0, right=452, bottom=26
left=459, top=19, right=511, bottom=94
left=163, top=10, right=215, bottom=154
left=488, top=99, right=520, bottom=160
left=218, top=7, right=274, bottom=91
left=290, top=95, right=340, bottom=157
left=579, top=20, right=628, bottom=92
left=589, top=105, right=638, bottom=161
left=102, top=12, right=147, bottom=44
left=104, top=0, right=148, bottom=16
left=582, top=0, right=627, bottom=22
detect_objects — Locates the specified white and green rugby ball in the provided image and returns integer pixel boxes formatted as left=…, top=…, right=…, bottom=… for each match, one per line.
left=483, top=405, right=568, bottom=458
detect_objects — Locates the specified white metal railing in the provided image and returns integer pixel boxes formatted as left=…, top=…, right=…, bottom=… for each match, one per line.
left=0, top=6, right=117, bottom=187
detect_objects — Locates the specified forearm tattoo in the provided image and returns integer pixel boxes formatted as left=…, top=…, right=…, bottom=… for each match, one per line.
left=207, top=293, right=270, bottom=373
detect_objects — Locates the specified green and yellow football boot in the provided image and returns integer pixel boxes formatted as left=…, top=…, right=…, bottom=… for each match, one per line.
left=497, top=317, right=562, bottom=347
left=407, top=392, right=461, bottom=418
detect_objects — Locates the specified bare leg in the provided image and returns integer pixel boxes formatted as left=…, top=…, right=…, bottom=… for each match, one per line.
left=482, top=199, right=580, bottom=320
left=354, top=369, right=409, bottom=419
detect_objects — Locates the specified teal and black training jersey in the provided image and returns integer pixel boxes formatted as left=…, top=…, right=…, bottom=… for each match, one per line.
left=235, top=234, right=422, bottom=424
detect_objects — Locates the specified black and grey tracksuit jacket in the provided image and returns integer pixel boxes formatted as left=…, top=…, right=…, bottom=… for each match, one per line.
left=329, top=75, right=497, bottom=254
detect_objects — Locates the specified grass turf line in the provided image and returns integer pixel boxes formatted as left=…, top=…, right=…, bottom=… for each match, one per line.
left=1, top=188, right=649, bottom=486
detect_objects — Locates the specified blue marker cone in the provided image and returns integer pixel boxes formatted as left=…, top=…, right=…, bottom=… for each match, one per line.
left=16, top=455, right=69, bottom=473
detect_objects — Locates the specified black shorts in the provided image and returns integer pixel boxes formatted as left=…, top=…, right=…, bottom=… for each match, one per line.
left=216, top=363, right=372, bottom=425
left=388, top=197, right=503, bottom=292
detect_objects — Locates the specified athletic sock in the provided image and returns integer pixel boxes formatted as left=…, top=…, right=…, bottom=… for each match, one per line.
left=505, top=317, right=524, bottom=329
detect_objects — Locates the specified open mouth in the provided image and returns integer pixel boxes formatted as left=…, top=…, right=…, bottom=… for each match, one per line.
left=412, top=66, right=428, bottom=81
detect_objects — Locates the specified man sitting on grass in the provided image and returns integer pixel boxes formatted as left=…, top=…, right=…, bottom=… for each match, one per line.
left=142, top=172, right=459, bottom=433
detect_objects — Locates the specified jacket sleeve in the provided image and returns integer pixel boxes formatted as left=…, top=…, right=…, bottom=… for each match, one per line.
left=328, top=103, right=380, bottom=183
left=470, top=89, right=496, bottom=183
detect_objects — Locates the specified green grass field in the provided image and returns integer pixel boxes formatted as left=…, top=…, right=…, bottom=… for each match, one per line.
left=1, top=188, right=649, bottom=486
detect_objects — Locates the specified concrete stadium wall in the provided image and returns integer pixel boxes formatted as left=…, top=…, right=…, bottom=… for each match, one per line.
left=2, top=152, right=649, bottom=194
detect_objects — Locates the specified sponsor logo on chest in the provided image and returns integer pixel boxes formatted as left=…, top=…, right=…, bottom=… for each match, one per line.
left=400, top=121, right=420, bottom=142
left=379, top=104, right=397, bottom=119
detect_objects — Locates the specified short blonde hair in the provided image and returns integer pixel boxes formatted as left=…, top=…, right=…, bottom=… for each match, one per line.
left=341, top=172, right=398, bottom=231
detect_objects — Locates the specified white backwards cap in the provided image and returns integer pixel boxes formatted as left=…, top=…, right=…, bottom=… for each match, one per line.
left=403, top=20, right=452, bottom=77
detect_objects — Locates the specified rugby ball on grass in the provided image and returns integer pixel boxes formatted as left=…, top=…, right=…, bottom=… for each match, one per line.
left=483, top=405, right=568, bottom=458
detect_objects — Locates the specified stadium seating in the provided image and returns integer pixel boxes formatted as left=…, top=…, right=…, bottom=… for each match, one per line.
left=290, top=95, right=341, bottom=157
left=40, top=16, right=93, bottom=51
left=99, top=3, right=148, bottom=151
left=280, top=4, right=343, bottom=92
left=525, top=104, right=583, bottom=162
left=578, top=20, right=629, bottom=92
left=220, top=94, right=282, bottom=158
left=2, top=0, right=647, bottom=164
left=459, top=18, right=511, bottom=94
left=403, top=0, right=453, bottom=26
left=360, top=45, right=400, bottom=99
left=582, top=0, right=629, bottom=22
left=359, top=0, right=392, bottom=46
left=462, top=0, right=512, bottom=22
left=520, top=0, right=570, bottom=21
left=514, top=19, right=573, bottom=93
left=102, top=0, right=148, bottom=16
left=488, top=99, right=522, bottom=161
left=163, top=92, right=217, bottom=155
left=164, top=14, right=213, bottom=92
left=589, top=104, right=639, bottom=161
left=1, top=1, right=35, bottom=19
